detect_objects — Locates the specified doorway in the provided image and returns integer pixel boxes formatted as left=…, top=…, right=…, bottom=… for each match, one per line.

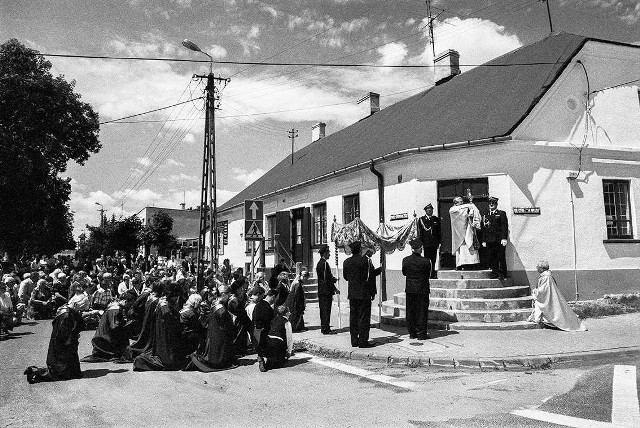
left=437, top=178, right=489, bottom=269
left=290, top=207, right=312, bottom=270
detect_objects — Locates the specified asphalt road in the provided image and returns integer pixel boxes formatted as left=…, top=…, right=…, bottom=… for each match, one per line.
left=1, top=320, right=637, bottom=427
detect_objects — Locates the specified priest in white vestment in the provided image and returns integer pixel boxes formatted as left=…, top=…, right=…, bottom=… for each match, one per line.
left=528, top=260, right=587, bottom=331
left=449, top=197, right=481, bottom=269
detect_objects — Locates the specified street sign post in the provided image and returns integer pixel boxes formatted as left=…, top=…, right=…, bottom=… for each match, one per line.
left=244, top=200, right=264, bottom=240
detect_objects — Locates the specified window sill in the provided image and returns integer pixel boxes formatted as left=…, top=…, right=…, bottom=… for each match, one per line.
left=603, top=239, right=640, bottom=243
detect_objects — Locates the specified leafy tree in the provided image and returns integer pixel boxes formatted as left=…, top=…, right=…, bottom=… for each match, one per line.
left=77, top=215, right=143, bottom=261
left=138, top=210, right=179, bottom=257
left=0, top=39, right=100, bottom=258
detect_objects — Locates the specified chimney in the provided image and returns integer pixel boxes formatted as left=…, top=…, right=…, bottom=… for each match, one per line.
left=434, top=49, right=461, bottom=86
left=311, top=122, right=326, bottom=143
left=357, top=92, right=380, bottom=118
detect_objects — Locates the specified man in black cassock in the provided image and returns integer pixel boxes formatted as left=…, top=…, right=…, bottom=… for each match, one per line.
left=186, top=285, right=238, bottom=372
left=24, top=304, right=86, bottom=383
left=81, top=291, right=137, bottom=363
left=133, top=282, right=186, bottom=371
left=127, top=281, right=163, bottom=358
left=251, top=286, right=275, bottom=372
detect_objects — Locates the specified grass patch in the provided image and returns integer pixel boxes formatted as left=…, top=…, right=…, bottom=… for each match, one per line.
left=569, top=293, right=640, bottom=319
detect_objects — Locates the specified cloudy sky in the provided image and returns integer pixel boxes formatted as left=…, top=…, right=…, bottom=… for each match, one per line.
left=2, top=0, right=639, bottom=239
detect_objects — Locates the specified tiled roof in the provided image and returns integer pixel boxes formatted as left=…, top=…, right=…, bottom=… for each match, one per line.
left=221, top=32, right=589, bottom=211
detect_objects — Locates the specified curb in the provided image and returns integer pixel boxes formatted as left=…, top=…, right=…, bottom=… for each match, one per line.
left=294, top=339, right=640, bottom=371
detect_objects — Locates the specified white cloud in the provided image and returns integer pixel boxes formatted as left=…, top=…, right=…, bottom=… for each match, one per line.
left=136, top=157, right=152, bottom=167
left=247, top=25, right=260, bottom=39
left=159, top=173, right=199, bottom=183
left=183, top=133, right=196, bottom=143
left=166, top=158, right=185, bottom=167
left=208, top=45, right=227, bottom=59
left=232, top=167, right=266, bottom=186
left=261, top=5, right=278, bottom=18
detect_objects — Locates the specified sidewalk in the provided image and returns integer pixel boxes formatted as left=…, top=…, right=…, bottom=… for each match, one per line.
left=293, top=300, right=640, bottom=370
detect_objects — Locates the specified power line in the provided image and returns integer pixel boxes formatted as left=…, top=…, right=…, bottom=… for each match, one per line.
left=99, top=97, right=203, bottom=124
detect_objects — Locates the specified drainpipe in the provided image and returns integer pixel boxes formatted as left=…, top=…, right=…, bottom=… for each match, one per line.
left=370, top=161, right=386, bottom=327
left=567, top=174, right=579, bottom=301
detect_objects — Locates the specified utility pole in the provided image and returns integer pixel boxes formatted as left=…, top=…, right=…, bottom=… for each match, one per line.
left=288, top=128, right=298, bottom=165
left=540, top=0, right=554, bottom=34
left=193, top=72, right=230, bottom=275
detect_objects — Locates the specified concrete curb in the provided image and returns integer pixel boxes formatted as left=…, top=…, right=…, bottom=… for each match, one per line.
left=294, top=339, right=640, bottom=371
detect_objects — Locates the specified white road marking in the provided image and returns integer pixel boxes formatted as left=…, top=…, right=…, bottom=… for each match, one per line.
left=512, top=364, right=640, bottom=428
left=294, top=352, right=416, bottom=391
left=511, top=409, right=612, bottom=428
left=612, top=365, right=640, bottom=427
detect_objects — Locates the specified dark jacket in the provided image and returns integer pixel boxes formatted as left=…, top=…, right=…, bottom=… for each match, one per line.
left=418, top=215, right=441, bottom=249
left=316, top=258, right=338, bottom=296
left=343, top=254, right=371, bottom=300
left=481, top=209, right=509, bottom=244
left=402, top=253, right=431, bottom=295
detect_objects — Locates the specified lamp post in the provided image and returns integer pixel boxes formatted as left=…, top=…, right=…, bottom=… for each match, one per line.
left=182, top=39, right=229, bottom=275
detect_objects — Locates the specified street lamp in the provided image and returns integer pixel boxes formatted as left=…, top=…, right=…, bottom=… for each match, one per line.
left=182, top=39, right=213, bottom=74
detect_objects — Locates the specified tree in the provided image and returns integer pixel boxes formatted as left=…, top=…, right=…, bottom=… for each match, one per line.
left=139, top=211, right=179, bottom=257
left=76, top=215, right=143, bottom=261
left=0, top=39, right=100, bottom=258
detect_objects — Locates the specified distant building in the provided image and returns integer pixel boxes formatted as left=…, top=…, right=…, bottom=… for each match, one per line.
left=216, top=33, right=640, bottom=301
left=138, top=206, right=200, bottom=258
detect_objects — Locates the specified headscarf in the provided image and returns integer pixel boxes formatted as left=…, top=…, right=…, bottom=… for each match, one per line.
left=180, top=293, right=202, bottom=315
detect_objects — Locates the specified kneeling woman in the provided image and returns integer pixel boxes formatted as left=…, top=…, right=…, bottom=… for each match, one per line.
left=24, top=304, right=86, bottom=383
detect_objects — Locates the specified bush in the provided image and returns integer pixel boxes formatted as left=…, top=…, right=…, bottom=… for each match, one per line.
left=569, top=293, right=640, bottom=319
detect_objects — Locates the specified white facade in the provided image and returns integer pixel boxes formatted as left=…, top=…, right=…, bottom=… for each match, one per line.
left=218, top=40, right=640, bottom=301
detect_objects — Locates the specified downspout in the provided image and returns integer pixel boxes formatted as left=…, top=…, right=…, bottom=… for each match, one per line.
left=370, top=161, right=386, bottom=328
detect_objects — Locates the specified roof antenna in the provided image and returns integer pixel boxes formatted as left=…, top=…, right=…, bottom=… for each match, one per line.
left=539, top=0, right=554, bottom=34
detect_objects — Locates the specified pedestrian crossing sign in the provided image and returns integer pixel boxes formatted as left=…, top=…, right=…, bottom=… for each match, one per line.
left=245, top=221, right=264, bottom=240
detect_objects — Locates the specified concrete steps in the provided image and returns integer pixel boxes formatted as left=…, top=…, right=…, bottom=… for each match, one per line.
left=303, top=278, right=318, bottom=303
left=377, top=269, right=535, bottom=330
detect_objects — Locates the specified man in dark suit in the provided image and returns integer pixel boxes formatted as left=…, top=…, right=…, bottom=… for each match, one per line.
left=481, top=196, right=509, bottom=279
left=418, top=203, right=441, bottom=278
left=316, top=245, right=339, bottom=334
left=181, top=256, right=195, bottom=275
left=402, top=238, right=431, bottom=340
left=343, top=241, right=375, bottom=348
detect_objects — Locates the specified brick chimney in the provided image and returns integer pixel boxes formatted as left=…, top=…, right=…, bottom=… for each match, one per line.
left=434, top=49, right=460, bottom=86
left=357, top=92, right=380, bottom=119
left=311, top=122, right=326, bottom=143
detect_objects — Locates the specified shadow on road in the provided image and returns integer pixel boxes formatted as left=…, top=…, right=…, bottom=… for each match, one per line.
left=82, top=368, right=129, bottom=379
left=0, top=331, right=34, bottom=341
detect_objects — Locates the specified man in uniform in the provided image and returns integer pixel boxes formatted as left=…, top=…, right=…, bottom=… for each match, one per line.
left=402, top=239, right=431, bottom=340
left=343, top=241, right=375, bottom=348
left=418, top=203, right=441, bottom=278
left=481, top=196, right=509, bottom=279
left=316, top=245, right=339, bottom=334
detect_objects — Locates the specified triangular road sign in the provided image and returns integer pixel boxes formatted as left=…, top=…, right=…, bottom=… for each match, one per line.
left=245, top=221, right=264, bottom=239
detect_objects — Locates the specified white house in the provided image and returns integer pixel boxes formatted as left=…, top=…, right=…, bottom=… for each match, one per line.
left=215, top=32, right=640, bottom=302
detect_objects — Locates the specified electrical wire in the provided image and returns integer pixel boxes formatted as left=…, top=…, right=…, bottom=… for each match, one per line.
left=99, top=97, right=203, bottom=125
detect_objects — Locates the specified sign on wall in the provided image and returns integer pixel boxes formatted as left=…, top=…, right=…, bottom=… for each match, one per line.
left=244, top=199, right=264, bottom=240
left=513, top=207, right=541, bottom=215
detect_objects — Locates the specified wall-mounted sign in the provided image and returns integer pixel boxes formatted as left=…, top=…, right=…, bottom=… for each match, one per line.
left=218, top=220, right=228, bottom=245
left=390, top=213, right=409, bottom=221
left=513, top=207, right=541, bottom=215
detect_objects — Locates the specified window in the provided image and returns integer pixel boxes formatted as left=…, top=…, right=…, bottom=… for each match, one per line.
left=313, top=203, right=327, bottom=245
left=343, top=194, right=360, bottom=224
left=603, top=180, right=633, bottom=239
left=265, top=215, right=276, bottom=250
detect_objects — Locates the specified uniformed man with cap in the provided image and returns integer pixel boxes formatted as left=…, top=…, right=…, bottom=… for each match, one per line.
left=481, top=196, right=509, bottom=279
left=418, top=203, right=441, bottom=279
left=402, top=238, right=431, bottom=339
left=342, top=241, right=375, bottom=348
left=316, top=244, right=339, bottom=334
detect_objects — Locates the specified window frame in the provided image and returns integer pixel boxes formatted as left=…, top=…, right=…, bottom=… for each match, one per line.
left=603, top=179, right=634, bottom=240
left=312, top=203, right=327, bottom=247
left=264, top=214, right=276, bottom=252
left=343, top=193, right=360, bottom=224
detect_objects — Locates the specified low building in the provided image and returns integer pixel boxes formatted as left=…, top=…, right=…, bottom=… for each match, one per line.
left=216, top=32, right=640, bottom=301
left=138, top=206, right=200, bottom=258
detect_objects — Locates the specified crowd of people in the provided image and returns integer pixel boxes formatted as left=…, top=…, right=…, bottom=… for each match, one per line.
left=0, top=252, right=312, bottom=383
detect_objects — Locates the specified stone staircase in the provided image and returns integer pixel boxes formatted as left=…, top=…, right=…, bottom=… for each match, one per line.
left=375, top=270, right=536, bottom=330
left=303, top=278, right=319, bottom=304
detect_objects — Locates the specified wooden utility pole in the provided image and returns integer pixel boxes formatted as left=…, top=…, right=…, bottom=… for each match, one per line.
left=288, top=128, right=298, bottom=165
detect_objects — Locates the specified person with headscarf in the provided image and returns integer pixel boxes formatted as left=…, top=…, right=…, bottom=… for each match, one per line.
left=81, top=291, right=137, bottom=362
left=186, top=285, right=238, bottom=372
left=24, top=304, right=85, bottom=383
left=272, top=272, right=290, bottom=309
left=285, top=266, right=307, bottom=332
left=127, top=280, right=163, bottom=358
left=180, top=293, right=205, bottom=355
left=1, top=278, right=15, bottom=335
left=528, top=260, right=587, bottom=332
left=133, top=282, right=187, bottom=371
left=343, top=241, right=375, bottom=348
